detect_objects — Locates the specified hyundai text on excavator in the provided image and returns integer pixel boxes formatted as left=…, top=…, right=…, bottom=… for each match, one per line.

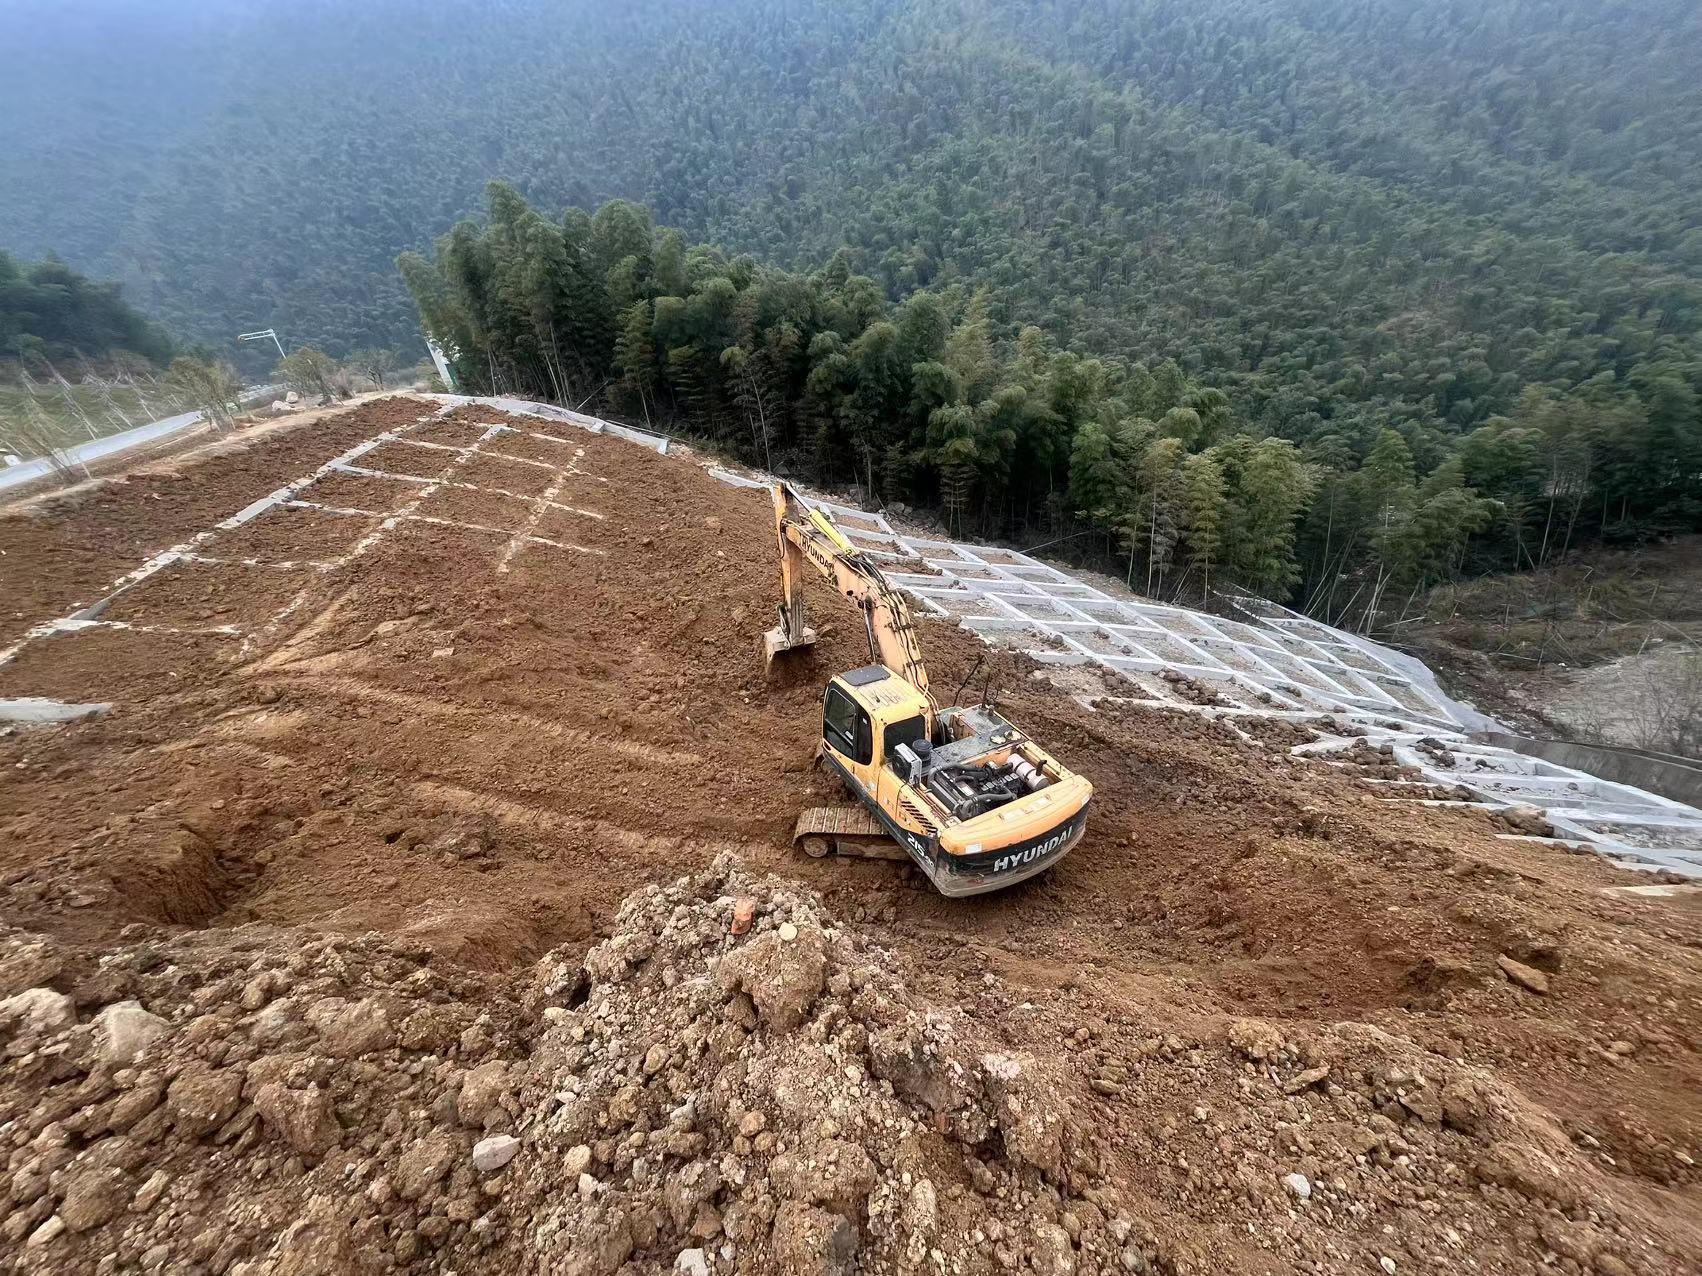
left=763, top=482, right=1092, bottom=897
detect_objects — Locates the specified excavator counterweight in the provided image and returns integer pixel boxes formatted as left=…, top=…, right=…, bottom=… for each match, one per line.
left=764, top=482, right=1091, bottom=896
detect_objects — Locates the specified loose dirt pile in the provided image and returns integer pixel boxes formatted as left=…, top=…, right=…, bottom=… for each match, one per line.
left=1, top=397, right=1699, bottom=1274
left=0, top=862, right=1677, bottom=1275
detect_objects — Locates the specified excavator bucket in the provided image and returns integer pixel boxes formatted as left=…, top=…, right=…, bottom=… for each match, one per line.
left=763, top=621, right=817, bottom=670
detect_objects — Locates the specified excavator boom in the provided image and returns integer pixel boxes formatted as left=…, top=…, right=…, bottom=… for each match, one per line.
left=765, top=483, right=930, bottom=696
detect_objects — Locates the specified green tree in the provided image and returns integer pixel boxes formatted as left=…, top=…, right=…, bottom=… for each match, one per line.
left=929, top=404, right=980, bottom=536
left=391, top=184, right=1700, bottom=613
left=614, top=301, right=657, bottom=425
left=1182, top=452, right=1227, bottom=596
left=0, top=251, right=173, bottom=367
left=1133, top=437, right=1187, bottom=593
left=721, top=343, right=781, bottom=471
left=1067, top=422, right=1118, bottom=528
left=1220, top=438, right=1315, bottom=594
left=276, top=347, right=339, bottom=403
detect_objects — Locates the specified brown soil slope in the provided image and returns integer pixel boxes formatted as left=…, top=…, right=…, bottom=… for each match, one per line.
left=0, top=398, right=1697, bottom=1275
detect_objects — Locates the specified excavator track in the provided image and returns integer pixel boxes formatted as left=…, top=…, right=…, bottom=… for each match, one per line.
left=793, top=804, right=911, bottom=861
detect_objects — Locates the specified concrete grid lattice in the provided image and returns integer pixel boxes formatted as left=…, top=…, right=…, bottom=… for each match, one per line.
left=5, top=393, right=1700, bottom=878
left=708, top=465, right=1702, bottom=880
left=0, top=400, right=619, bottom=671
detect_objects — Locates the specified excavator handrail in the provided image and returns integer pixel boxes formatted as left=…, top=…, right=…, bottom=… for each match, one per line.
left=770, top=482, right=932, bottom=700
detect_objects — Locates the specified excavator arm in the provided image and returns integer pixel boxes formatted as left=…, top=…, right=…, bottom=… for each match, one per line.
left=765, top=483, right=931, bottom=698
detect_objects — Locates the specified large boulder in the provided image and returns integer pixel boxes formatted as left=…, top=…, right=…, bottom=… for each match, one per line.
left=715, top=926, right=826, bottom=1032
left=305, top=997, right=396, bottom=1057
left=253, top=1082, right=340, bottom=1158
left=773, top=1140, right=877, bottom=1220
left=0, top=940, right=63, bottom=998
left=981, top=1052, right=1069, bottom=1181
left=472, top=1134, right=520, bottom=1173
left=58, top=1166, right=131, bottom=1233
left=396, top=1129, right=459, bottom=1201
left=662, top=1159, right=723, bottom=1232
left=557, top=1202, right=634, bottom=1276
left=166, top=1064, right=244, bottom=1138
left=456, top=1060, right=513, bottom=1129
left=771, top=1201, right=857, bottom=1276
left=1031, top=1221, right=1077, bottom=1275
left=0, top=987, right=75, bottom=1037
left=869, top=1016, right=975, bottom=1117
left=93, top=1001, right=170, bottom=1065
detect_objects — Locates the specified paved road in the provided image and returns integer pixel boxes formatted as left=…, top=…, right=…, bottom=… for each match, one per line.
left=0, top=387, right=275, bottom=493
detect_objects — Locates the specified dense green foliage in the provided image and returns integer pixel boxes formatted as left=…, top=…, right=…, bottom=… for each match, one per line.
left=407, top=186, right=1701, bottom=615
left=0, top=252, right=172, bottom=370
left=6, top=1, right=1698, bottom=368
left=7, top=0, right=1701, bottom=611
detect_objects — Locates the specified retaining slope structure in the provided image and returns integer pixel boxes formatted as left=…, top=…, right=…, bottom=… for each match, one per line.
left=711, top=466, right=1702, bottom=878
left=0, top=397, right=620, bottom=672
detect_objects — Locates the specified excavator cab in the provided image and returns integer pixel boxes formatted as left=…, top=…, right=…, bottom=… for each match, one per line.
left=813, top=664, right=1092, bottom=896
left=821, top=665, right=933, bottom=798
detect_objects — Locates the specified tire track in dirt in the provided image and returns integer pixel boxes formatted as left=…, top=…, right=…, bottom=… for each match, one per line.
left=273, top=674, right=705, bottom=770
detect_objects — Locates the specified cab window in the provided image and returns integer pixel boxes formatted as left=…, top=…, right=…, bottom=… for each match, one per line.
left=823, top=687, right=872, bottom=765
left=853, top=710, right=872, bottom=764
left=823, top=687, right=856, bottom=755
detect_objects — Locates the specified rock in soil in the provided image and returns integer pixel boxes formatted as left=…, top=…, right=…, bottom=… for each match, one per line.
left=1497, top=953, right=1552, bottom=994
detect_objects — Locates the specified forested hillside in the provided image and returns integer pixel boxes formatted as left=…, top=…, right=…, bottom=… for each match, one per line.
left=0, top=252, right=172, bottom=370
left=403, top=184, right=1698, bottom=619
left=4, top=0, right=1700, bottom=611
left=6, top=1, right=1698, bottom=378
left=0, top=251, right=186, bottom=459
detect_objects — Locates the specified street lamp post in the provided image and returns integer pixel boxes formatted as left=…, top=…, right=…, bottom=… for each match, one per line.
left=237, top=329, right=287, bottom=360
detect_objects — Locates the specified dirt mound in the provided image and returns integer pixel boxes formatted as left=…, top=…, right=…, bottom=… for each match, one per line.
left=0, top=914, right=529, bottom=1271
left=1, top=397, right=1699, bottom=1273
left=507, top=859, right=1153, bottom=1276
left=0, top=862, right=1684, bottom=1275
left=0, top=865, right=1147, bottom=1275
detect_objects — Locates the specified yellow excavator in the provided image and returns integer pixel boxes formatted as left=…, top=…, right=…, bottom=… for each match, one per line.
left=764, top=482, right=1093, bottom=897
